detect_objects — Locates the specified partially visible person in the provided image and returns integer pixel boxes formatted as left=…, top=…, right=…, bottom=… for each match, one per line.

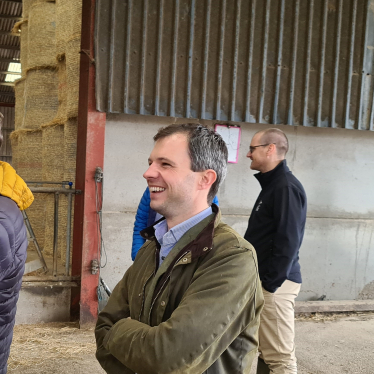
left=131, top=187, right=219, bottom=260
left=244, top=128, right=307, bottom=374
left=0, top=112, right=34, bottom=374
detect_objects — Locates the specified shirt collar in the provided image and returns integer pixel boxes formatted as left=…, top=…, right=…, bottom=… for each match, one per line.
left=154, top=206, right=213, bottom=246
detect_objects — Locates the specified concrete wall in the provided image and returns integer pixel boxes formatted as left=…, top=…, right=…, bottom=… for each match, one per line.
left=101, top=114, right=374, bottom=301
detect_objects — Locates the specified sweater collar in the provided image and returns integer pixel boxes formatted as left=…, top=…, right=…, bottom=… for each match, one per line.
left=141, top=203, right=220, bottom=261
left=254, top=159, right=289, bottom=189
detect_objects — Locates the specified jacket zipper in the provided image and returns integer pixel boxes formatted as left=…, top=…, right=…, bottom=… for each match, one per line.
left=148, top=251, right=189, bottom=323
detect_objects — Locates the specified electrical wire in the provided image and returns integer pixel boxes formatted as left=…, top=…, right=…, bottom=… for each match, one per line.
left=95, top=174, right=107, bottom=268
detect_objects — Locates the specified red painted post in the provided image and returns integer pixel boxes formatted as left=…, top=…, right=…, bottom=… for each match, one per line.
left=71, top=0, right=106, bottom=326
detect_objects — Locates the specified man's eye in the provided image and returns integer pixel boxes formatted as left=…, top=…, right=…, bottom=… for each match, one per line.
left=162, top=163, right=171, bottom=167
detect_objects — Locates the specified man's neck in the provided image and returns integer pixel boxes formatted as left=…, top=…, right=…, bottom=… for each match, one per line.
left=260, top=159, right=283, bottom=174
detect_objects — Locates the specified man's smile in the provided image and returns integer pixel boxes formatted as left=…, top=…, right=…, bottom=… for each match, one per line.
left=149, top=186, right=166, bottom=193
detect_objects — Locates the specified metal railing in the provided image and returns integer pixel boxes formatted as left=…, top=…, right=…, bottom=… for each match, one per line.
left=26, top=181, right=81, bottom=277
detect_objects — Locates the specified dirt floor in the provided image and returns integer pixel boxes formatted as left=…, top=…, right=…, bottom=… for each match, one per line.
left=8, top=313, right=374, bottom=374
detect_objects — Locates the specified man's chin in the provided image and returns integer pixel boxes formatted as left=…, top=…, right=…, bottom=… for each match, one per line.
left=150, top=202, right=163, bottom=215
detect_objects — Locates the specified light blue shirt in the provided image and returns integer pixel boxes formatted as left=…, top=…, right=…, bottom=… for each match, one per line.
left=154, top=206, right=213, bottom=266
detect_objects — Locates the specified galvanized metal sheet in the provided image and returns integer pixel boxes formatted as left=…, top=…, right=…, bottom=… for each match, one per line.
left=95, top=0, right=374, bottom=130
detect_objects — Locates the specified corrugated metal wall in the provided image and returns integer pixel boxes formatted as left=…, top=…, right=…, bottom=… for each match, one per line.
left=0, top=106, right=14, bottom=162
left=95, top=0, right=374, bottom=130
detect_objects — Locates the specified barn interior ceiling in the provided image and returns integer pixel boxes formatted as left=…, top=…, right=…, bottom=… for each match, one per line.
left=0, top=0, right=21, bottom=106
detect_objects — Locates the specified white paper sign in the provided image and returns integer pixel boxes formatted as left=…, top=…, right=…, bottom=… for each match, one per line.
left=214, top=124, right=241, bottom=163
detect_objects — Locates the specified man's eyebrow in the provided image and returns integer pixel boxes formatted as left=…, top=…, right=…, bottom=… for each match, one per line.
left=157, top=157, right=175, bottom=165
left=147, top=157, right=175, bottom=165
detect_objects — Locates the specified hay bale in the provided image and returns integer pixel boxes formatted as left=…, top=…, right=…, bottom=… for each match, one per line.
left=28, top=1, right=57, bottom=68
left=66, top=36, right=80, bottom=118
left=11, top=131, right=46, bottom=250
left=14, top=78, right=26, bottom=130
left=24, top=69, right=59, bottom=129
left=20, top=22, right=28, bottom=76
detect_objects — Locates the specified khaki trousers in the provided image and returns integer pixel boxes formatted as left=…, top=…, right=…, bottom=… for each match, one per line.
left=259, top=280, right=301, bottom=374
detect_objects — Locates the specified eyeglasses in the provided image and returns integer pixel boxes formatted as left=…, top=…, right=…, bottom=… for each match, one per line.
left=249, top=143, right=275, bottom=153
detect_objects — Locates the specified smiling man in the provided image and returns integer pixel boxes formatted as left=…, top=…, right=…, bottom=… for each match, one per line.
left=244, top=128, right=307, bottom=374
left=95, top=123, right=264, bottom=374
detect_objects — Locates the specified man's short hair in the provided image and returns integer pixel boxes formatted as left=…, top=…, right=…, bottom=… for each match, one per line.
left=154, top=123, right=228, bottom=205
left=0, top=112, right=3, bottom=149
left=257, top=128, right=289, bottom=157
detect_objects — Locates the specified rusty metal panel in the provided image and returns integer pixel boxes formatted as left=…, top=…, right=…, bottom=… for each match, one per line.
left=95, top=0, right=374, bottom=130
left=0, top=105, right=15, bottom=162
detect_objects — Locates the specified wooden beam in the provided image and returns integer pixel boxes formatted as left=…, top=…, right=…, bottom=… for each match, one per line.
left=0, top=91, right=15, bottom=96
left=0, top=71, right=20, bottom=75
left=0, top=1, right=22, bottom=4
left=0, top=14, right=21, bottom=20
left=0, top=82, right=14, bottom=87
left=0, top=31, right=19, bottom=36
left=0, top=44, right=19, bottom=50
left=0, top=103, right=15, bottom=107
left=0, top=58, right=20, bottom=63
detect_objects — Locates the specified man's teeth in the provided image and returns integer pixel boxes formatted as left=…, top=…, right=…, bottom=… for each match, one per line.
left=150, top=187, right=165, bottom=192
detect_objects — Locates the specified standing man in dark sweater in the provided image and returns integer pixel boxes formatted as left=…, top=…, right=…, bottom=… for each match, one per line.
left=244, top=128, right=307, bottom=374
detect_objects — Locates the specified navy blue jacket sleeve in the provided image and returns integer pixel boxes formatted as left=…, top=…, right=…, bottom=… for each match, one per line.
left=131, top=188, right=151, bottom=261
left=261, top=186, right=306, bottom=293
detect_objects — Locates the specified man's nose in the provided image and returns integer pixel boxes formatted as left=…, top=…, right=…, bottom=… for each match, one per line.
left=143, top=163, right=158, bottom=180
left=246, top=150, right=252, bottom=158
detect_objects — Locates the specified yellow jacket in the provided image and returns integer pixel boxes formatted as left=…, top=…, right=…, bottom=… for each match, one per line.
left=0, top=161, right=34, bottom=210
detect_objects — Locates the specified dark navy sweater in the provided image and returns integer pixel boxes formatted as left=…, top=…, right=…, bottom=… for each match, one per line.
left=244, top=160, right=307, bottom=293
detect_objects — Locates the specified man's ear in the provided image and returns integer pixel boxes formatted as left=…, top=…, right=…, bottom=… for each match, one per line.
left=198, top=169, right=217, bottom=190
left=267, top=143, right=277, bottom=157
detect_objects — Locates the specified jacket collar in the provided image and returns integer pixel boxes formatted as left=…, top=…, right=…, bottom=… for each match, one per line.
left=254, top=159, right=289, bottom=189
left=141, top=203, right=220, bottom=261
left=0, top=161, right=34, bottom=210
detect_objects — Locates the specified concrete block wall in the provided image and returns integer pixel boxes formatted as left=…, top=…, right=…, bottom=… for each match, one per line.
left=101, top=114, right=374, bottom=301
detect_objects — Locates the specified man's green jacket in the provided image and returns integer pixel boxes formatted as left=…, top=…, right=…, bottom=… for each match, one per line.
left=95, top=206, right=264, bottom=374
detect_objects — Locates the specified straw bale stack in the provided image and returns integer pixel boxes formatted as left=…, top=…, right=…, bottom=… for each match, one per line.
left=66, top=35, right=81, bottom=119
left=24, top=69, right=59, bottom=129
left=14, top=78, right=26, bottom=130
left=12, top=0, right=83, bottom=273
left=28, top=1, right=56, bottom=68
left=11, top=131, right=46, bottom=250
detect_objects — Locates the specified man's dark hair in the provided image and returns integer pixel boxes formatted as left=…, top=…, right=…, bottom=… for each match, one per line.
left=0, top=112, right=3, bottom=149
left=257, top=128, right=289, bottom=157
left=154, top=123, right=228, bottom=205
